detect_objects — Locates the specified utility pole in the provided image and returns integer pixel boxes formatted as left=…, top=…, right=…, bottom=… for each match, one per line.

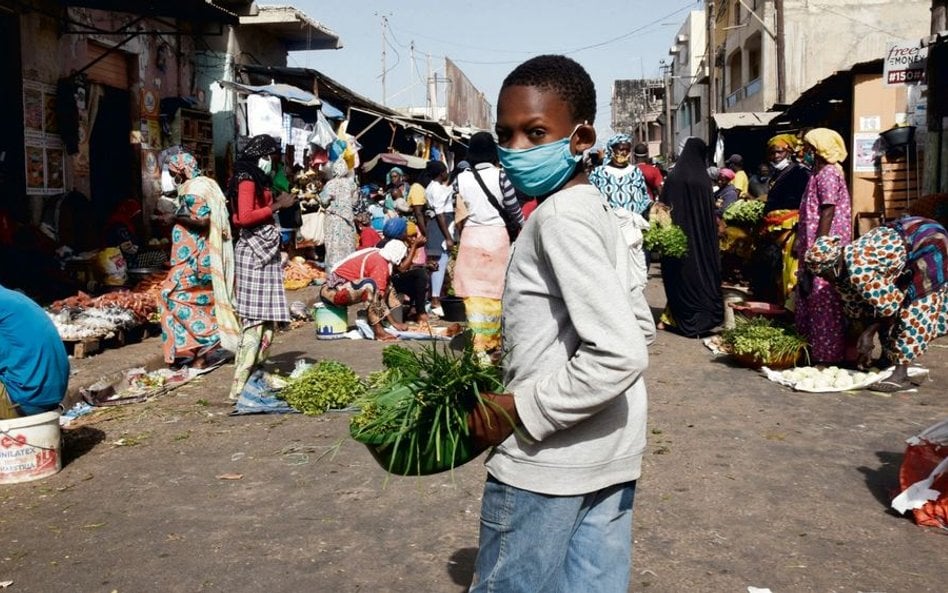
left=377, top=13, right=388, bottom=106
left=708, top=0, right=717, bottom=125
left=662, top=62, right=674, bottom=161
left=426, top=53, right=434, bottom=120
left=774, top=0, right=786, bottom=104
left=409, top=41, right=415, bottom=112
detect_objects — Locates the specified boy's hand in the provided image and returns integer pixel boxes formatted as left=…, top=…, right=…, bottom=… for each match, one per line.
left=468, top=392, right=518, bottom=450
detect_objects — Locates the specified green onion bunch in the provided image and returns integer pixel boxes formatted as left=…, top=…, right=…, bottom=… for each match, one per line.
left=350, top=344, right=508, bottom=476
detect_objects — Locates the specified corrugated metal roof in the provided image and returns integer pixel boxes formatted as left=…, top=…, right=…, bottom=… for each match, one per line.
left=239, top=5, right=341, bottom=51
left=712, top=112, right=779, bottom=129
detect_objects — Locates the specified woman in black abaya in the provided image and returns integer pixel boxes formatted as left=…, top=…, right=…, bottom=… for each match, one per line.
left=657, top=137, right=724, bottom=336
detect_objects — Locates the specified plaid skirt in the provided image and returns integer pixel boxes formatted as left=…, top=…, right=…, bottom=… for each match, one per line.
left=235, top=224, right=290, bottom=322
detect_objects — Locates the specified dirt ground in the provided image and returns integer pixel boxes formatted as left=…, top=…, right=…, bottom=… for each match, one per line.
left=1, top=274, right=946, bottom=593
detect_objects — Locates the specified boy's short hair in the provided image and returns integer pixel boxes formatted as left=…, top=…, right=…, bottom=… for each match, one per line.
left=501, top=55, right=596, bottom=124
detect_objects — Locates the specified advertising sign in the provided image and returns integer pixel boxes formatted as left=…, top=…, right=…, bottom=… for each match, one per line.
left=884, top=41, right=928, bottom=86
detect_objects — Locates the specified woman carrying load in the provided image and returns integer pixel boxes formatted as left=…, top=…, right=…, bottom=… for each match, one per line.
left=157, top=148, right=240, bottom=368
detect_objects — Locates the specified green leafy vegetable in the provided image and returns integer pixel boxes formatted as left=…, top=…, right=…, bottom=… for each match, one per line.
left=350, top=343, right=510, bottom=476
left=643, top=224, right=688, bottom=258
left=723, top=199, right=765, bottom=226
left=280, top=360, right=366, bottom=416
left=644, top=202, right=688, bottom=258
left=722, top=316, right=808, bottom=366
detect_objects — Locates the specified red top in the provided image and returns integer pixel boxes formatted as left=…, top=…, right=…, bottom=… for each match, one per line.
left=637, top=163, right=664, bottom=200
left=334, top=250, right=391, bottom=292
left=232, top=180, right=275, bottom=228
left=359, top=227, right=382, bottom=249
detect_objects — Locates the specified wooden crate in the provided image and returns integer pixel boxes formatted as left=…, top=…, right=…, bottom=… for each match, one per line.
left=63, top=337, right=102, bottom=359
left=881, top=154, right=919, bottom=217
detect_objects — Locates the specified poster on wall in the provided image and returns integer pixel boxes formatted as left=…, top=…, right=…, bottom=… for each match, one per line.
left=853, top=133, right=879, bottom=173
left=46, top=148, right=65, bottom=192
left=23, top=81, right=65, bottom=195
left=23, top=86, right=43, bottom=135
left=25, top=145, right=45, bottom=190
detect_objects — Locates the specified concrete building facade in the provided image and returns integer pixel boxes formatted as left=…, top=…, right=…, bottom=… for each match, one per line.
left=667, top=10, right=709, bottom=157
left=712, top=0, right=931, bottom=113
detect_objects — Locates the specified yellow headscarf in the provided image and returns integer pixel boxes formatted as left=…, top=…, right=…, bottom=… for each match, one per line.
left=767, top=133, right=799, bottom=151
left=803, top=128, right=848, bottom=164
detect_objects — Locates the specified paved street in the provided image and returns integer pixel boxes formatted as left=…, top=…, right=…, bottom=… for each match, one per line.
left=2, top=276, right=946, bottom=593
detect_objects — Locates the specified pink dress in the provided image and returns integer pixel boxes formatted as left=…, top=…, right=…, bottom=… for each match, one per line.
left=795, top=165, right=852, bottom=363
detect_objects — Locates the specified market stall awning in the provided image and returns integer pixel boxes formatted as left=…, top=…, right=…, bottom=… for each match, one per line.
left=239, top=6, right=341, bottom=51
left=362, top=152, right=428, bottom=173
left=217, top=80, right=320, bottom=107
left=712, top=112, right=780, bottom=130
left=58, top=0, right=237, bottom=24
left=394, top=116, right=452, bottom=143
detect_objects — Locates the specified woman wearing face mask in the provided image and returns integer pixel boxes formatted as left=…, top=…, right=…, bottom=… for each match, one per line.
left=794, top=127, right=853, bottom=365
left=588, top=133, right=650, bottom=216
left=226, top=134, right=296, bottom=400
left=750, top=134, right=812, bottom=306
left=157, top=148, right=240, bottom=368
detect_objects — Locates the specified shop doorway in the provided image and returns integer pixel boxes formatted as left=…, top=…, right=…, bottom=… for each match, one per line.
left=89, top=85, right=133, bottom=226
left=0, top=10, right=24, bottom=221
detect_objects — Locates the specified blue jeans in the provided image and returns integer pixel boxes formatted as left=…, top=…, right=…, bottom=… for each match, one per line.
left=470, top=476, right=636, bottom=593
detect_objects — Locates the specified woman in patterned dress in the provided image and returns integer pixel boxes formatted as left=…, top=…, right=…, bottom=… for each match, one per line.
left=588, top=133, right=650, bottom=216
left=157, top=149, right=240, bottom=367
left=226, top=135, right=296, bottom=400
left=804, top=217, right=948, bottom=392
left=794, top=128, right=853, bottom=364
left=319, top=159, right=359, bottom=269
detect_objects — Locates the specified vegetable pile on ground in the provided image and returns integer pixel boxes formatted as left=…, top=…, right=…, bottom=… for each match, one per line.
left=350, top=344, right=509, bottom=476
left=778, top=366, right=881, bottom=391
left=279, top=360, right=365, bottom=415
left=723, top=199, right=765, bottom=226
left=283, top=257, right=325, bottom=290
left=644, top=203, right=688, bottom=258
left=722, top=316, right=809, bottom=369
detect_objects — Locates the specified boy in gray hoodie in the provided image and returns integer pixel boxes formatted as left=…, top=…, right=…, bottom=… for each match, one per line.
left=467, top=55, right=650, bottom=593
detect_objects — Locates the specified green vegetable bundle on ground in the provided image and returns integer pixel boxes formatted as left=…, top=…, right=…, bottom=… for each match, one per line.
left=280, top=360, right=366, bottom=415
left=350, top=344, right=508, bottom=476
left=644, top=203, right=688, bottom=258
left=722, top=316, right=809, bottom=369
left=723, top=199, right=765, bottom=226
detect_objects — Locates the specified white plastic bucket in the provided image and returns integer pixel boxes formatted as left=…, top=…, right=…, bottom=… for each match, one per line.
left=0, top=410, right=62, bottom=484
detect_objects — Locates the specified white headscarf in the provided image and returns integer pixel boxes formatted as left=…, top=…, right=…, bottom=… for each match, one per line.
left=379, top=240, right=408, bottom=264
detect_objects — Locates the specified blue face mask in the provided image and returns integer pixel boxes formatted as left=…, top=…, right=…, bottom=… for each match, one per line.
left=496, top=126, right=582, bottom=197
left=802, top=151, right=816, bottom=167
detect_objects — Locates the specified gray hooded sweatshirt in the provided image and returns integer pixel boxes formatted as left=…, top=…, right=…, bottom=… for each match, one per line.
left=486, top=184, right=650, bottom=496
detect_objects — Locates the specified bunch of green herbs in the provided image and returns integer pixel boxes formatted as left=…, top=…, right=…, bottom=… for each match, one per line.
left=721, top=316, right=808, bottom=364
left=350, top=344, right=509, bottom=476
left=723, top=199, right=765, bottom=226
left=280, top=360, right=366, bottom=416
left=643, top=223, right=689, bottom=258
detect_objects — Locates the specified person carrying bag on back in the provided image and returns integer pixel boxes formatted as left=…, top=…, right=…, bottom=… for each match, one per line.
left=452, top=132, right=524, bottom=358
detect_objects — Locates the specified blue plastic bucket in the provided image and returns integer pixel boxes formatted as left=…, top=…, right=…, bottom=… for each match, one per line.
left=315, top=304, right=348, bottom=339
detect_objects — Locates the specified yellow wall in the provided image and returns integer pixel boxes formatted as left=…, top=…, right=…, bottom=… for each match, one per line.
left=850, top=73, right=908, bottom=235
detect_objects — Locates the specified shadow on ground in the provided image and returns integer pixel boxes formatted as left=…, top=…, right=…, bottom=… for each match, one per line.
left=858, top=450, right=908, bottom=519
left=61, top=425, right=106, bottom=467
left=448, top=546, right=477, bottom=591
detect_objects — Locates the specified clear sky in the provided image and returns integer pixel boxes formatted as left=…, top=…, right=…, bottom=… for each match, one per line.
left=289, top=0, right=702, bottom=142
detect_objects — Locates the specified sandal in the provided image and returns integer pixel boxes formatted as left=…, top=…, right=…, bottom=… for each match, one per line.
left=868, top=380, right=911, bottom=393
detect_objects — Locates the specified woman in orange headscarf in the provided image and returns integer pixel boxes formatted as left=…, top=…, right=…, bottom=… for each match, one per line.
left=749, top=133, right=811, bottom=306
